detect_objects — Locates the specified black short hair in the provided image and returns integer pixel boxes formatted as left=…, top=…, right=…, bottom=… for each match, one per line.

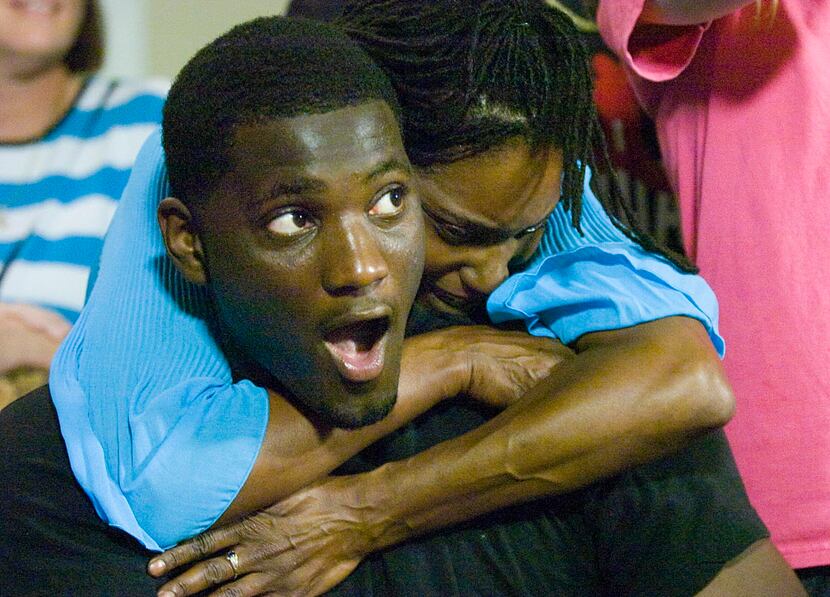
left=162, top=16, right=401, bottom=204
left=286, top=0, right=343, bottom=22
left=338, top=0, right=694, bottom=270
left=65, top=0, right=104, bottom=72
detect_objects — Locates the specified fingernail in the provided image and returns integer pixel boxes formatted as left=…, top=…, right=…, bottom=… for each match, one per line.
left=148, top=559, right=166, bottom=574
left=158, top=591, right=174, bottom=597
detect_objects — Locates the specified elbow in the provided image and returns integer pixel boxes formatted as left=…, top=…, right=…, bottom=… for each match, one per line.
left=664, top=343, right=735, bottom=432
left=683, top=354, right=735, bottom=428
left=645, top=317, right=736, bottom=430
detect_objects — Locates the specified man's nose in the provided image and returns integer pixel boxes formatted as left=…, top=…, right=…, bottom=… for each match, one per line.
left=321, top=217, right=389, bottom=296
left=458, top=241, right=516, bottom=296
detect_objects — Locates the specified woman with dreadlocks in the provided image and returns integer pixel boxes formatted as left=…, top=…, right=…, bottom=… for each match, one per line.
left=130, top=1, right=797, bottom=595
left=596, top=0, right=830, bottom=593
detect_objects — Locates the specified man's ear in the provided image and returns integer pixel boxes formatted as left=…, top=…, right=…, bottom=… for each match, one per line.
left=157, top=197, right=208, bottom=285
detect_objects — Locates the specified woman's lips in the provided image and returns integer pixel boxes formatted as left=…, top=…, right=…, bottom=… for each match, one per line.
left=428, top=285, right=482, bottom=313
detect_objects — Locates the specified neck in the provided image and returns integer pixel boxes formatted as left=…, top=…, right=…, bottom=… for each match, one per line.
left=0, top=60, right=83, bottom=143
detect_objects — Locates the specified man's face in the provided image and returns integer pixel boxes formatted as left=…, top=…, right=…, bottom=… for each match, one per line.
left=194, top=101, right=424, bottom=428
left=416, top=140, right=563, bottom=320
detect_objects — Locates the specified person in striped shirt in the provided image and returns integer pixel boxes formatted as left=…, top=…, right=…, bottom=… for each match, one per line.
left=0, top=0, right=166, bottom=406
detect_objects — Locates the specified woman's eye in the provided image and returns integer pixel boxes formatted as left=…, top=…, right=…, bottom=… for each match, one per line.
left=267, top=210, right=314, bottom=237
left=434, top=223, right=469, bottom=245
left=369, top=187, right=406, bottom=217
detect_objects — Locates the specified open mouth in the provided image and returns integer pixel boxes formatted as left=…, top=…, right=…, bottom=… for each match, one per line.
left=323, top=316, right=390, bottom=384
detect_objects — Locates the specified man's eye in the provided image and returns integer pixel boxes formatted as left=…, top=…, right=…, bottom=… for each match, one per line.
left=267, top=210, right=315, bottom=237
left=369, top=186, right=406, bottom=217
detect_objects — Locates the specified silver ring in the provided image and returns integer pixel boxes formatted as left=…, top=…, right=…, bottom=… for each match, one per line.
left=226, top=550, right=240, bottom=580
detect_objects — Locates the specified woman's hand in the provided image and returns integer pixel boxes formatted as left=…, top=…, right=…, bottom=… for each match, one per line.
left=0, top=303, right=70, bottom=374
left=404, top=325, right=572, bottom=409
left=149, top=475, right=379, bottom=597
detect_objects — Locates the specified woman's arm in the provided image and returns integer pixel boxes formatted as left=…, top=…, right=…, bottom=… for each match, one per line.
left=150, top=316, right=734, bottom=594
left=216, top=325, right=566, bottom=524
left=639, top=0, right=754, bottom=25
left=344, top=316, right=733, bottom=542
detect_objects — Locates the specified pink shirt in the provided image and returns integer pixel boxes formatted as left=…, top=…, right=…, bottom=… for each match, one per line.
left=599, top=0, right=830, bottom=568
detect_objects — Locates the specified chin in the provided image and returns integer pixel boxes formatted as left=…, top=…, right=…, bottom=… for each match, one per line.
left=318, top=388, right=397, bottom=429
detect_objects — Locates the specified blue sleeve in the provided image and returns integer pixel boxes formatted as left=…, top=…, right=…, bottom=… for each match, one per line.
left=50, top=130, right=269, bottom=551
left=487, top=167, right=725, bottom=356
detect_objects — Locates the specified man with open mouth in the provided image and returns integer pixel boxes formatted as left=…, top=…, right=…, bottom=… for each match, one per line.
left=0, top=11, right=804, bottom=597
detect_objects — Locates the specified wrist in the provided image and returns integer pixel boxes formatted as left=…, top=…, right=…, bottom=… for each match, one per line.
left=342, top=466, right=416, bottom=553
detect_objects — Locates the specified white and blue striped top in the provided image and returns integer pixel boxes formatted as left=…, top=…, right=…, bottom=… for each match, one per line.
left=0, top=76, right=167, bottom=322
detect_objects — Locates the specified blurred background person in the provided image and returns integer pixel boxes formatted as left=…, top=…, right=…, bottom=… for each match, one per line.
left=0, top=0, right=166, bottom=407
left=596, top=0, right=830, bottom=594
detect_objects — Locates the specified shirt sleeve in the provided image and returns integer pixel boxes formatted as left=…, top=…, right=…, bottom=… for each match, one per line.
left=597, top=0, right=710, bottom=82
left=487, top=166, right=724, bottom=356
left=50, top=130, right=269, bottom=551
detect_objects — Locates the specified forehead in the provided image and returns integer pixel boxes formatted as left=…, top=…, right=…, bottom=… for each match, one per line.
left=228, top=100, right=406, bottom=181
left=418, top=140, right=564, bottom=230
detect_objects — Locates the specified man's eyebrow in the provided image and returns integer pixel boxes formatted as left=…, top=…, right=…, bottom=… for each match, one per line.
left=268, top=177, right=327, bottom=199
left=364, top=158, right=411, bottom=181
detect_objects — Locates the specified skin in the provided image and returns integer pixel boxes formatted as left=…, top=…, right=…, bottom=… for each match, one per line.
left=151, top=138, right=780, bottom=597
left=168, top=103, right=422, bottom=430
left=416, top=139, right=562, bottom=318
left=0, top=0, right=85, bottom=405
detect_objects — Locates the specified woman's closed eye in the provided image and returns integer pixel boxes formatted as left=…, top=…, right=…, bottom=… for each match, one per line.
left=433, top=221, right=476, bottom=245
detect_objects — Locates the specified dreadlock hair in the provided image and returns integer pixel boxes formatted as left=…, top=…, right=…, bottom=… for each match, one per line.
left=338, top=0, right=694, bottom=271
left=162, top=16, right=401, bottom=206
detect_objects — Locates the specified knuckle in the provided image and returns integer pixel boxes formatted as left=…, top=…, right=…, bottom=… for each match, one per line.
left=218, top=587, right=244, bottom=597
left=242, top=515, right=264, bottom=535
left=163, top=550, right=180, bottom=570
left=204, top=560, right=227, bottom=584
left=193, top=532, right=216, bottom=556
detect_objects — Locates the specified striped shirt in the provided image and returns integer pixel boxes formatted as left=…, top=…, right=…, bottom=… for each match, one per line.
left=0, top=76, right=167, bottom=322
